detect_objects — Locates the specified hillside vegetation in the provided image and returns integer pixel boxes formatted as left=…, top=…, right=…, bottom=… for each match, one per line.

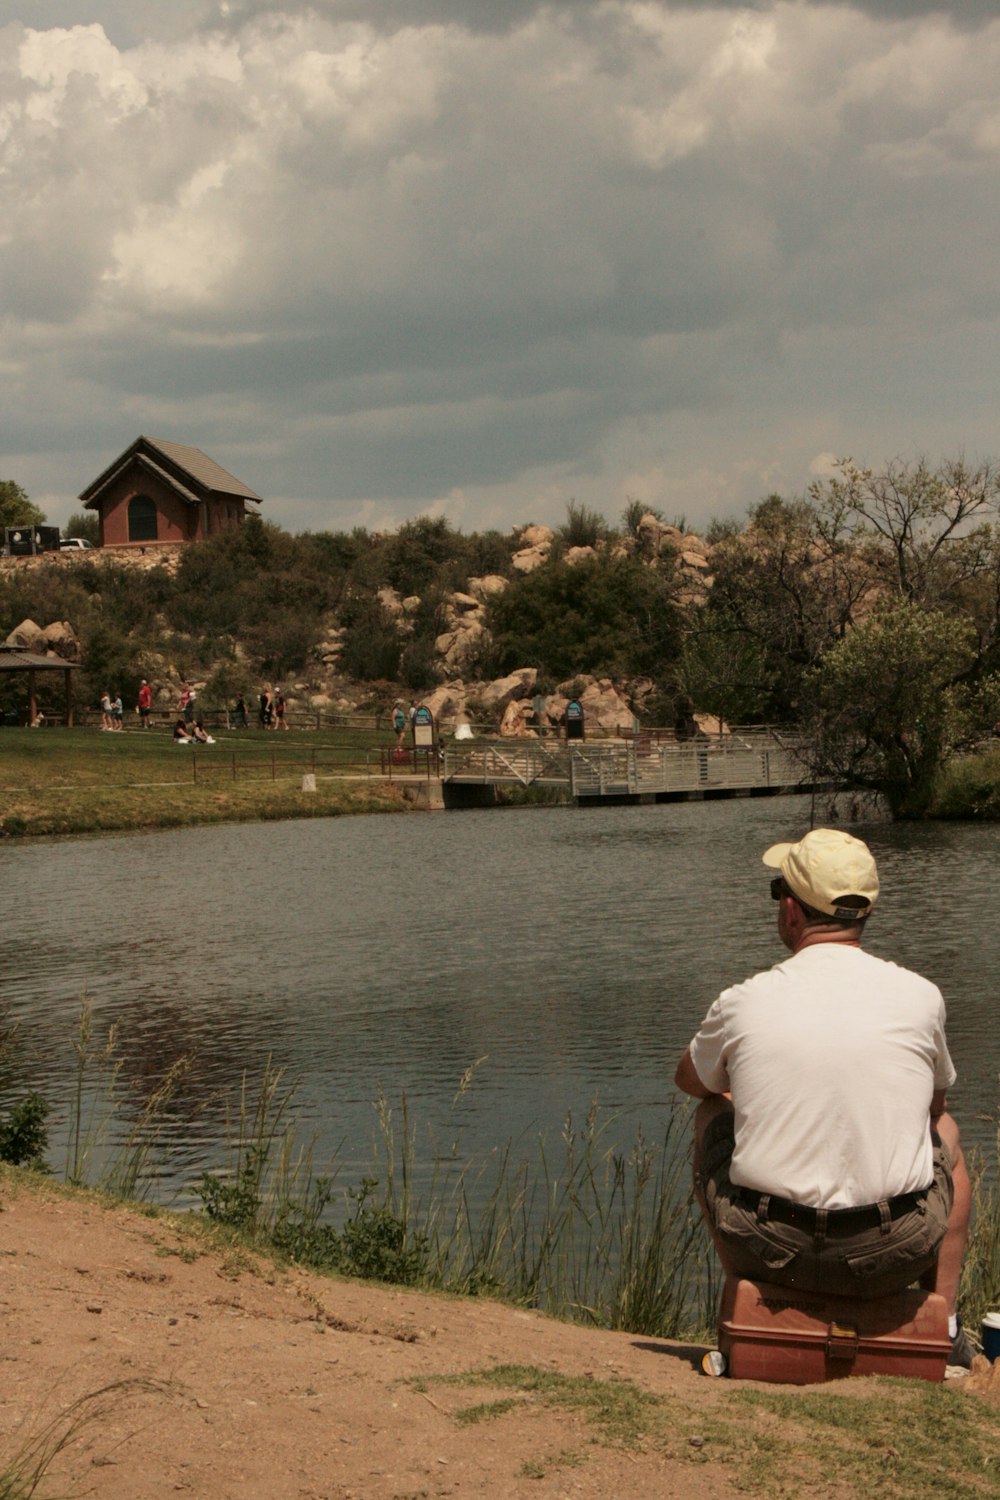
left=5, top=458, right=1000, bottom=815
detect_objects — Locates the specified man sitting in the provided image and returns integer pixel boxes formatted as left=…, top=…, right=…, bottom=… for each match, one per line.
left=675, top=828, right=974, bottom=1367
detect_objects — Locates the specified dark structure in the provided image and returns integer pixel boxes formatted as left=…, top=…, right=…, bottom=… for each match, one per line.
left=0, top=646, right=78, bottom=726
left=79, top=436, right=262, bottom=548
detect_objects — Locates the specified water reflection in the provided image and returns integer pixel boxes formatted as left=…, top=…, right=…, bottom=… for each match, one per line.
left=0, top=797, right=997, bottom=1202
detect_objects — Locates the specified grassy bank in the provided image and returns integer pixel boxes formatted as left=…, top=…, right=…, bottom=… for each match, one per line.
left=0, top=725, right=413, bottom=836
left=4, top=1011, right=999, bottom=1347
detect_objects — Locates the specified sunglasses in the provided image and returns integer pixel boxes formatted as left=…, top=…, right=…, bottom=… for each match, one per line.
left=770, top=876, right=787, bottom=901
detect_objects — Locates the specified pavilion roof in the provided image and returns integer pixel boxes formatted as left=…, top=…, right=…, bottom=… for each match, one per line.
left=0, top=646, right=78, bottom=672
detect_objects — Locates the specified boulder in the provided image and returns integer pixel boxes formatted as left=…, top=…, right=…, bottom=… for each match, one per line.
left=499, top=699, right=536, bottom=738
left=450, top=591, right=480, bottom=614
left=421, top=683, right=468, bottom=723
left=636, top=516, right=683, bottom=554
left=402, top=596, right=422, bottom=614
left=468, top=574, right=508, bottom=600
left=376, top=587, right=404, bottom=617
left=41, top=620, right=80, bottom=660
left=5, top=618, right=46, bottom=652
left=578, top=679, right=636, bottom=734
left=564, top=546, right=597, bottom=567
left=518, top=524, right=554, bottom=549
left=478, top=668, right=538, bottom=710
left=511, top=545, right=549, bottom=574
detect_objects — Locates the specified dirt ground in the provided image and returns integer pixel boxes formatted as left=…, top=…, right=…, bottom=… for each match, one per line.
left=1, top=1174, right=997, bottom=1500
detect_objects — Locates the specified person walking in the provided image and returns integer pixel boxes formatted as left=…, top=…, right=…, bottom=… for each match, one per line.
left=392, top=701, right=407, bottom=746
left=137, top=679, right=153, bottom=729
left=675, top=827, right=974, bottom=1368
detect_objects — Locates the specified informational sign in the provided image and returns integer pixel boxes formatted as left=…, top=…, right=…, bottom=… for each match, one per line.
left=413, top=704, right=435, bottom=749
left=565, top=699, right=584, bottom=741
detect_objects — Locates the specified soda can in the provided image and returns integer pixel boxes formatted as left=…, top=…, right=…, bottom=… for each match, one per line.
left=701, top=1349, right=727, bottom=1377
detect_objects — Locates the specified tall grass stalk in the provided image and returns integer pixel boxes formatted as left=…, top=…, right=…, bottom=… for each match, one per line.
left=397, top=1097, right=716, bottom=1338
left=959, top=1112, right=1000, bottom=1332
left=63, top=997, right=190, bottom=1199
left=0, top=1379, right=167, bottom=1500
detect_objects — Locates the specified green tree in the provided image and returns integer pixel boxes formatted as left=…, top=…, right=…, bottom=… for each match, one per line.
left=807, top=602, right=977, bottom=817
left=703, top=493, right=875, bottom=720
left=809, top=456, right=1000, bottom=609
left=0, top=480, right=45, bottom=529
left=63, top=510, right=100, bottom=544
left=480, top=553, right=679, bottom=683
left=676, top=607, right=775, bottom=725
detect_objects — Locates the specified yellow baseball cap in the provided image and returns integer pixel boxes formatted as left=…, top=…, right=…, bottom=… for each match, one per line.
left=762, top=828, right=879, bottom=918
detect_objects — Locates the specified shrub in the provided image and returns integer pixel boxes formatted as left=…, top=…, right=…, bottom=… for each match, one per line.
left=0, top=1092, right=50, bottom=1169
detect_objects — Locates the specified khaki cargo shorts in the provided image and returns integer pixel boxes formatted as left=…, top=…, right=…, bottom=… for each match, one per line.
left=698, top=1112, right=953, bottom=1300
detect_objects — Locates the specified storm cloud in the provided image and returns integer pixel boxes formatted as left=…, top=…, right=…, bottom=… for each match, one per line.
left=4, top=2, right=1000, bottom=533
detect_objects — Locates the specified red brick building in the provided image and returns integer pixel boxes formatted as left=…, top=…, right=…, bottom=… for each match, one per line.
left=80, top=436, right=263, bottom=548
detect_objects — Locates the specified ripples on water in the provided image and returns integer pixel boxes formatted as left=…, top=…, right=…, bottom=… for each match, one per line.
left=1, top=797, right=997, bottom=1200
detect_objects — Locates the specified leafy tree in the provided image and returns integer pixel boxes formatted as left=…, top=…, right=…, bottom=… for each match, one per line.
left=807, top=602, right=977, bottom=817
left=338, top=595, right=403, bottom=682
left=379, top=517, right=468, bottom=596
left=558, top=500, right=608, bottom=551
left=0, top=480, right=45, bottom=529
left=480, top=553, right=679, bottom=683
left=621, top=498, right=662, bottom=539
left=704, top=494, right=874, bottom=720
left=63, top=510, right=100, bottom=544
left=809, top=457, right=1000, bottom=609
left=676, top=607, right=775, bottom=725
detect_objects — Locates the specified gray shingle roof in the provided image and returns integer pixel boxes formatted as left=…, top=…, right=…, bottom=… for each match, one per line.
left=144, top=438, right=263, bottom=501
left=0, top=646, right=78, bottom=671
left=79, top=436, right=263, bottom=506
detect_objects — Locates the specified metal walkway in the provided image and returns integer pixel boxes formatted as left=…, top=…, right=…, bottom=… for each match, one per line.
left=442, top=730, right=815, bottom=804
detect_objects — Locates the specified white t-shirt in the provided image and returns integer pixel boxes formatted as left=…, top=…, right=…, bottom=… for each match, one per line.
left=689, top=944, right=956, bottom=1209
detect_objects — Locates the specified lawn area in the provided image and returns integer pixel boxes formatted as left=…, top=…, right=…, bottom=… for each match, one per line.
left=0, top=724, right=414, bottom=836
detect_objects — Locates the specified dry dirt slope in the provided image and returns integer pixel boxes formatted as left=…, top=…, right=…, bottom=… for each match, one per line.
left=1, top=1172, right=997, bottom=1500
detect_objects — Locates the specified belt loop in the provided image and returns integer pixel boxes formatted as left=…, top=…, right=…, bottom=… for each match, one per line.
left=756, top=1193, right=771, bottom=1224
left=812, top=1207, right=828, bottom=1246
left=878, top=1199, right=891, bottom=1236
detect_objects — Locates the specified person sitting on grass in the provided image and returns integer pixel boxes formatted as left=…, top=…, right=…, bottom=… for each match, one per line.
left=189, top=720, right=215, bottom=744
left=173, top=718, right=192, bottom=743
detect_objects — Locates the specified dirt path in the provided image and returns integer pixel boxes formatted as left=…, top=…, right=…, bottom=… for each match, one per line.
left=1, top=1174, right=996, bottom=1500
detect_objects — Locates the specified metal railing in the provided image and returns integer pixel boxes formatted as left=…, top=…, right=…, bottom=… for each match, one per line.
left=443, top=729, right=814, bottom=798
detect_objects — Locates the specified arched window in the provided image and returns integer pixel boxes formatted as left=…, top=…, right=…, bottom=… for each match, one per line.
left=128, top=494, right=158, bottom=542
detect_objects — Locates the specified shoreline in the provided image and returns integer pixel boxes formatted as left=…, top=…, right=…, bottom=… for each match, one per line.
left=2, top=1170, right=998, bottom=1499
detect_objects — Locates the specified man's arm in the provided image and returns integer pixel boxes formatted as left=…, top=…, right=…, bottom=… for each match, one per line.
left=930, top=1088, right=947, bottom=1123
left=674, top=1047, right=719, bottom=1099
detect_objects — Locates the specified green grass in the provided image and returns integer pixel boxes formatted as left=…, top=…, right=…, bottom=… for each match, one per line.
left=0, top=725, right=412, bottom=836
left=414, top=1365, right=1000, bottom=1496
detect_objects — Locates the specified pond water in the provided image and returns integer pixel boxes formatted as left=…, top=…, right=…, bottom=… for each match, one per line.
left=0, top=796, right=997, bottom=1202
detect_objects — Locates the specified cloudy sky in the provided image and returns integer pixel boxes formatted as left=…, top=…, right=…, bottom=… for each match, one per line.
left=4, top=1, right=1000, bottom=536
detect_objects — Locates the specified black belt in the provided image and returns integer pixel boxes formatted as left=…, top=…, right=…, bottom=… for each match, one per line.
left=737, top=1188, right=927, bottom=1234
